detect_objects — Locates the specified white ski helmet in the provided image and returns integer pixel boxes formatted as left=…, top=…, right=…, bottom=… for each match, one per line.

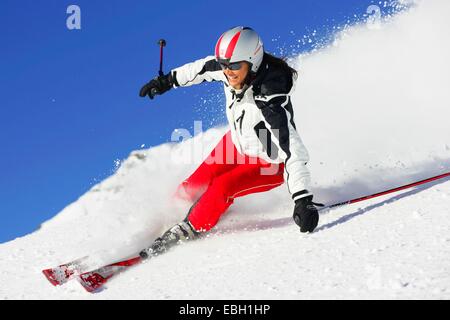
left=215, top=26, right=264, bottom=73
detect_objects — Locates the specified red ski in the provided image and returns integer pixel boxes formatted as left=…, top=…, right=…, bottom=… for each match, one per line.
left=42, top=256, right=91, bottom=286
left=76, top=256, right=143, bottom=293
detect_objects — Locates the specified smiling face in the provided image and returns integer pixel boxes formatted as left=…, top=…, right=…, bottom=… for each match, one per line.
left=222, top=62, right=250, bottom=89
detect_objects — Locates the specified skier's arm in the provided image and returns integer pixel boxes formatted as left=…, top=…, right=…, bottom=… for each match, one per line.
left=171, top=55, right=226, bottom=87
left=254, top=94, right=312, bottom=201
left=255, top=94, right=319, bottom=232
left=139, top=56, right=226, bottom=99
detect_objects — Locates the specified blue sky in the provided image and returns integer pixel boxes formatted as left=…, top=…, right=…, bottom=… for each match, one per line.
left=0, top=0, right=390, bottom=243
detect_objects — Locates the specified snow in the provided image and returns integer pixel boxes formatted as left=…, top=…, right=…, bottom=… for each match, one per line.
left=1, top=0, right=449, bottom=299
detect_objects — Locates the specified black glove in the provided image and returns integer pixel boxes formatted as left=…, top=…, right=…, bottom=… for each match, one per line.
left=139, top=72, right=174, bottom=100
left=293, top=195, right=320, bottom=233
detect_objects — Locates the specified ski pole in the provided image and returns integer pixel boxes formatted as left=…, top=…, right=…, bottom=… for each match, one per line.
left=150, top=39, right=167, bottom=97
left=157, top=38, right=166, bottom=76
left=320, top=171, right=450, bottom=211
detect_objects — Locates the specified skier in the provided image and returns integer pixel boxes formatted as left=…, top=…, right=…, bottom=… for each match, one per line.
left=138, top=26, right=320, bottom=259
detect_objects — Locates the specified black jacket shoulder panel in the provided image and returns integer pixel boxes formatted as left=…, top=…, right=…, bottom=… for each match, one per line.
left=252, top=55, right=294, bottom=96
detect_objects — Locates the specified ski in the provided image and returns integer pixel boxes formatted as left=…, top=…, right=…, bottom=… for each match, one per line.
left=43, top=221, right=200, bottom=292
left=42, top=256, right=91, bottom=286
left=76, top=256, right=143, bottom=293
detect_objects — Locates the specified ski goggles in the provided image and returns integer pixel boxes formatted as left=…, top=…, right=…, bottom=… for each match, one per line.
left=218, top=60, right=243, bottom=71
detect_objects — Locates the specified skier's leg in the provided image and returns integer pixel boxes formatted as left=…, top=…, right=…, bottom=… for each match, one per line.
left=175, top=130, right=243, bottom=202
left=141, top=160, right=284, bottom=259
left=187, top=160, right=285, bottom=232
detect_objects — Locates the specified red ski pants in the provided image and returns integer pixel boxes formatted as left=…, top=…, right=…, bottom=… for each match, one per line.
left=178, top=131, right=285, bottom=232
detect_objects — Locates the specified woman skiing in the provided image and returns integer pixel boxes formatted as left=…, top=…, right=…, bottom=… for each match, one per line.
left=138, top=26, right=320, bottom=259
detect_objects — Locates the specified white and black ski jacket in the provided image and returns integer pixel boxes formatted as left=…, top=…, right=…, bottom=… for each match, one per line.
left=170, top=54, right=312, bottom=201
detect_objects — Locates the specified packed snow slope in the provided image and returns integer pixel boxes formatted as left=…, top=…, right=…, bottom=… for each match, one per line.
left=1, top=0, right=449, bottom=299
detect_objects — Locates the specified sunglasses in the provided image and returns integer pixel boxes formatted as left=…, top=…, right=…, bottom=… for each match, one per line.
left=219, top=61, right=243, bottom=71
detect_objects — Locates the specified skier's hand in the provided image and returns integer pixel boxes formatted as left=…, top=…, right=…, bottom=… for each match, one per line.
left=293, top=195, right=320, bottom=233
left=139, top=73, right=174, bottom=100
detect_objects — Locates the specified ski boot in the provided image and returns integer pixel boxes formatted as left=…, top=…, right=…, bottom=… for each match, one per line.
left=139, top=220, right=199, bottom=259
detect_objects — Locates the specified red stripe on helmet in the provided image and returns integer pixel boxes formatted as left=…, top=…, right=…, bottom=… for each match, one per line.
left=225, top=31, right=241, bottom=59
left=215, top=34, right=224, bottom=58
